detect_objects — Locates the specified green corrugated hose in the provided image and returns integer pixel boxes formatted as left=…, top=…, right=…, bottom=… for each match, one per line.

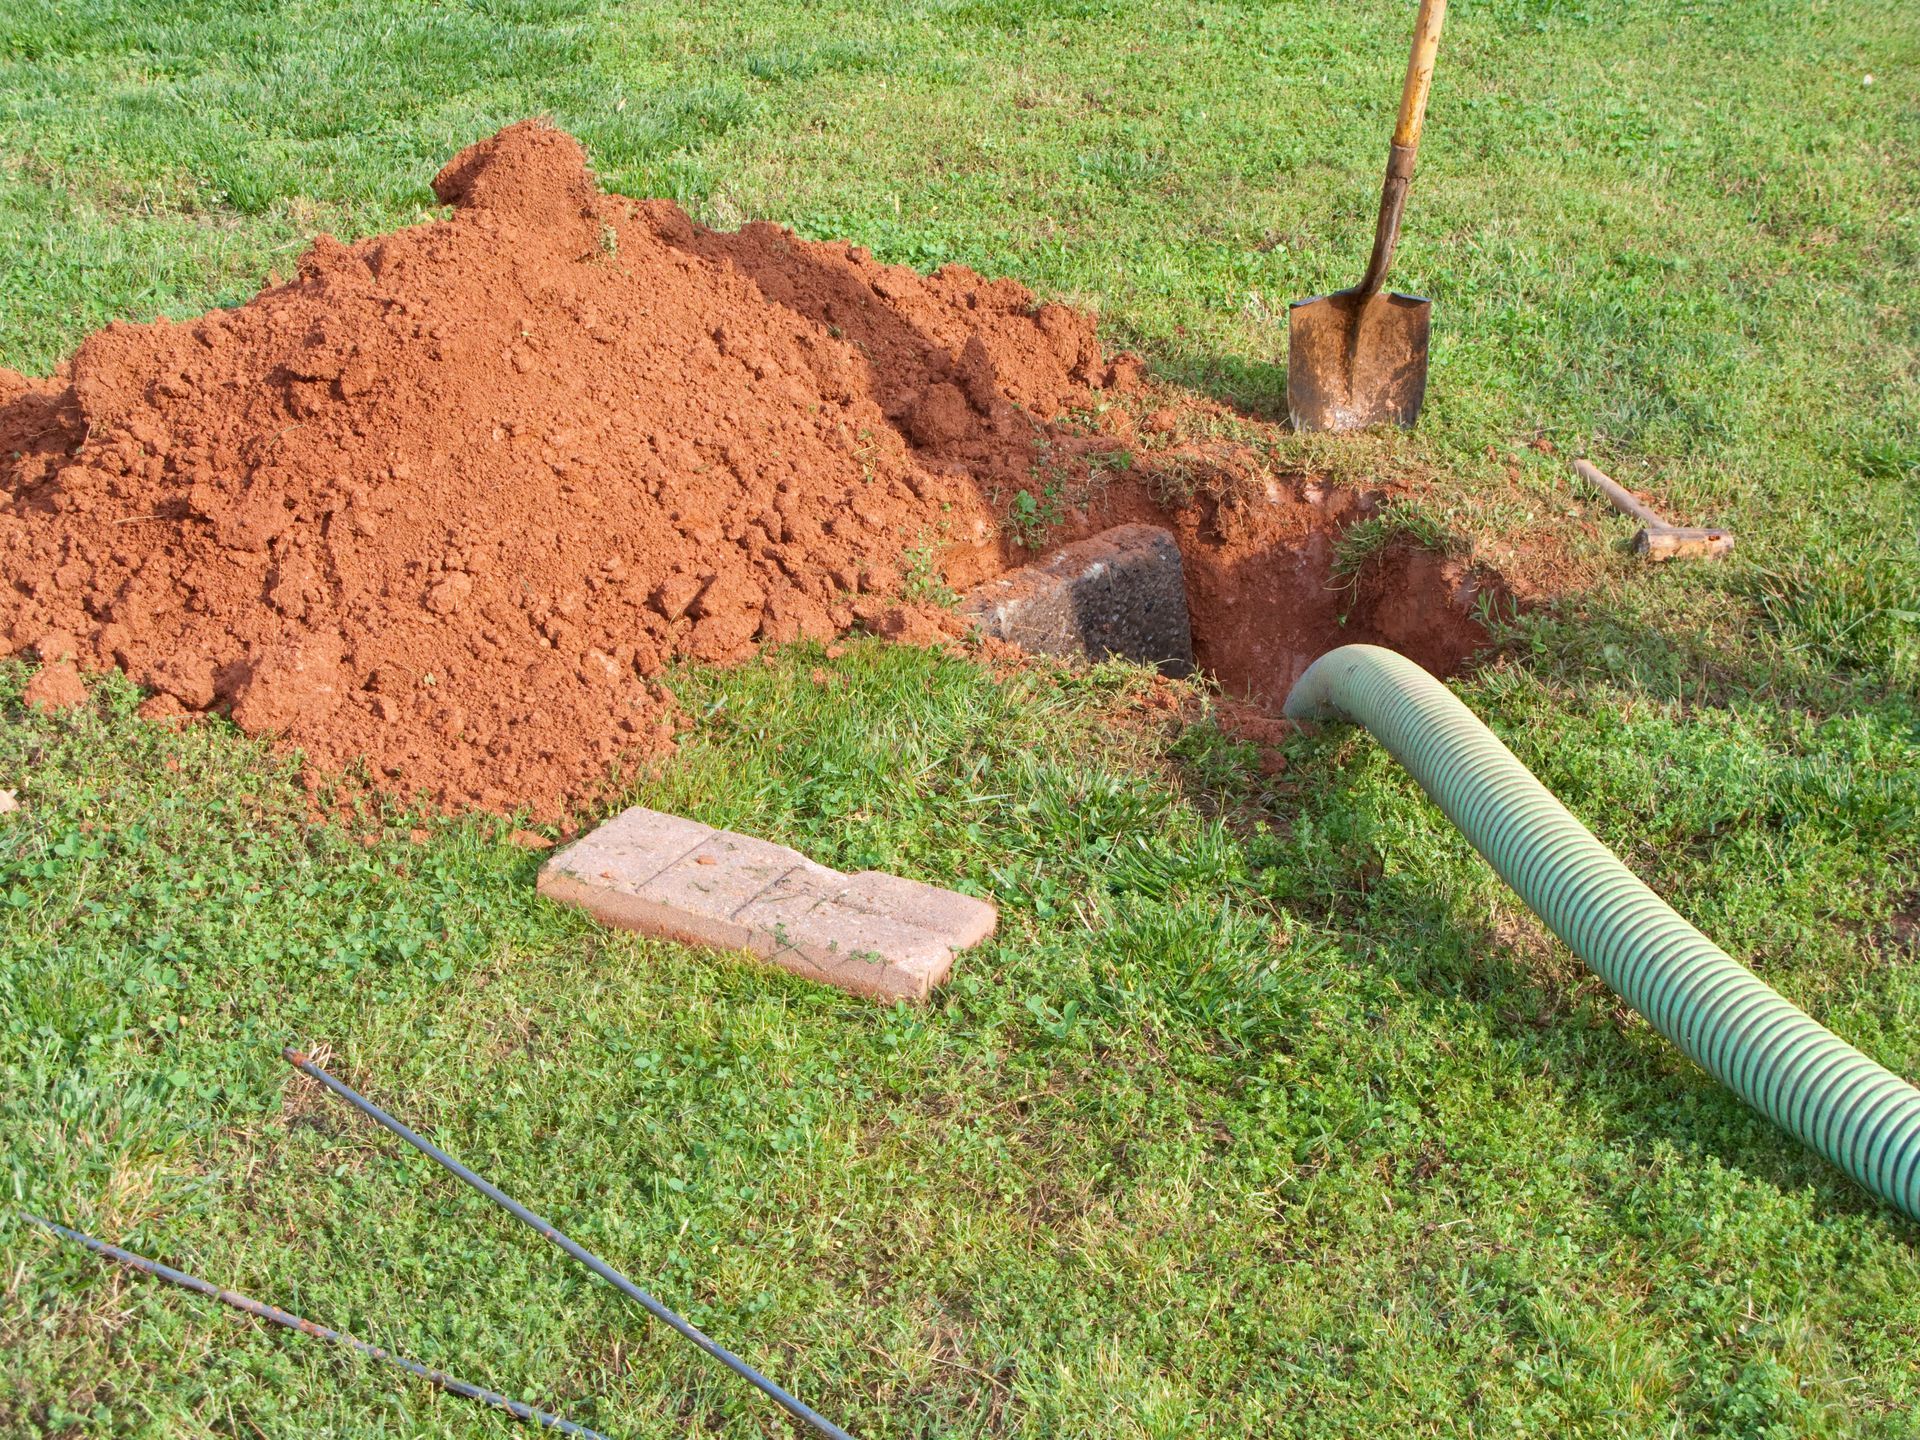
left=1285, top=644, right=1920, bottom=1222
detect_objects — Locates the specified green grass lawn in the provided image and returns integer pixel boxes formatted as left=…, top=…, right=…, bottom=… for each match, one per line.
left=3, top=1, right=1918, bottom=1436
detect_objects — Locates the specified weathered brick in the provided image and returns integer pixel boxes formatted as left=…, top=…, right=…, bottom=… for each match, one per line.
left=832, top=871, right=999, bottom=948
left=538, top=807, right=995, bottom=1001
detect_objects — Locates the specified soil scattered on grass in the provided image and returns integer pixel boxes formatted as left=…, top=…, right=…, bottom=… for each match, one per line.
left=22, top=660, right=87, bottom=713
left=0, top=120, right=1512, bottom=818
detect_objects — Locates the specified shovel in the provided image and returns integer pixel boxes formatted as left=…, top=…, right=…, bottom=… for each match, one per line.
left=1288, top=0, right=1447, bottom=432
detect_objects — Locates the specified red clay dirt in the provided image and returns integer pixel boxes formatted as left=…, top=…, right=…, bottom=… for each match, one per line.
left=22, top=660, right=87, bottom=713
left=0, top=121, right=1507, bottom=819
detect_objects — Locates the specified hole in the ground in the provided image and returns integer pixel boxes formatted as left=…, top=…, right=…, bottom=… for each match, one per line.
left=974, top=469, right=1510, bottom=713
left=1174, top=496, right=1508, bottom=709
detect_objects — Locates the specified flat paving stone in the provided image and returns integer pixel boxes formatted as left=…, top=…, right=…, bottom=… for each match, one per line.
left=538, top=807, right=996, bottom=1001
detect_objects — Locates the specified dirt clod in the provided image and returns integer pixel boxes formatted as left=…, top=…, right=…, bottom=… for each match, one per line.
left=24, top=661, right=87, bottom=712
left=136, top=692, right=190, bottom=727
left=32, top=630, right=81, bottom=664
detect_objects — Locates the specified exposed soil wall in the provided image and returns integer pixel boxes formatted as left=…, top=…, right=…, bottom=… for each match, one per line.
left=0, top=121, right=1504, bottom=819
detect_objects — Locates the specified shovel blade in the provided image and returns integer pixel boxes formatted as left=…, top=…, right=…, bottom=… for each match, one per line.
left=1287, top=289, right=1431, bottom=432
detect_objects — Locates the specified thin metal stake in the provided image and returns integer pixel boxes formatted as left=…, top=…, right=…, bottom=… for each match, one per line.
left=284, top=1048, right=855, bottom=1440
left=21, top=1212, right=612, bottom=1440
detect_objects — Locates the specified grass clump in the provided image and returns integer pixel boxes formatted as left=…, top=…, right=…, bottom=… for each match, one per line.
left=1330, top=499, right=1470, bottom=588
left=1748, top=543, right=1920, bottom=692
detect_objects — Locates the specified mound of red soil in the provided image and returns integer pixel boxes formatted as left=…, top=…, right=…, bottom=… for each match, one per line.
left=0, top=121, right=1135, bottom=817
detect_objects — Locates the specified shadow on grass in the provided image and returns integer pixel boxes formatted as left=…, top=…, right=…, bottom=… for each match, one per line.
left=1137, top=349, right=1292, bottom=425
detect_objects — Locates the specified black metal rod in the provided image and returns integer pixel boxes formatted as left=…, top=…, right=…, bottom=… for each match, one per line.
left=21, top=1212, right=612, bottom=1440
left=284, top=1049, right=855, bottom=1440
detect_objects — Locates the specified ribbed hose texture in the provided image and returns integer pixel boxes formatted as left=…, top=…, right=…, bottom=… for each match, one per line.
left=1285, top=644, right=1920, bottom=1221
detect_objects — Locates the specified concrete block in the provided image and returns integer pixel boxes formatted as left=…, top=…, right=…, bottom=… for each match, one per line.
left=962, top=523, right=1193, bottom=677
left=538, top=806, right=996, bottom=1001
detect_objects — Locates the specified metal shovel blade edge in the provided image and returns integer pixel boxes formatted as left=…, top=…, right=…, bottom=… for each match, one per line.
left=1287, top=289, right=1431, bottom=433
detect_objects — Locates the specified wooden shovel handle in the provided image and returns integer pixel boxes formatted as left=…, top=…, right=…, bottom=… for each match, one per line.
left=1394, top=0, right=1448, bottom=156
left=1356, top=0, right=1447, bottom=298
